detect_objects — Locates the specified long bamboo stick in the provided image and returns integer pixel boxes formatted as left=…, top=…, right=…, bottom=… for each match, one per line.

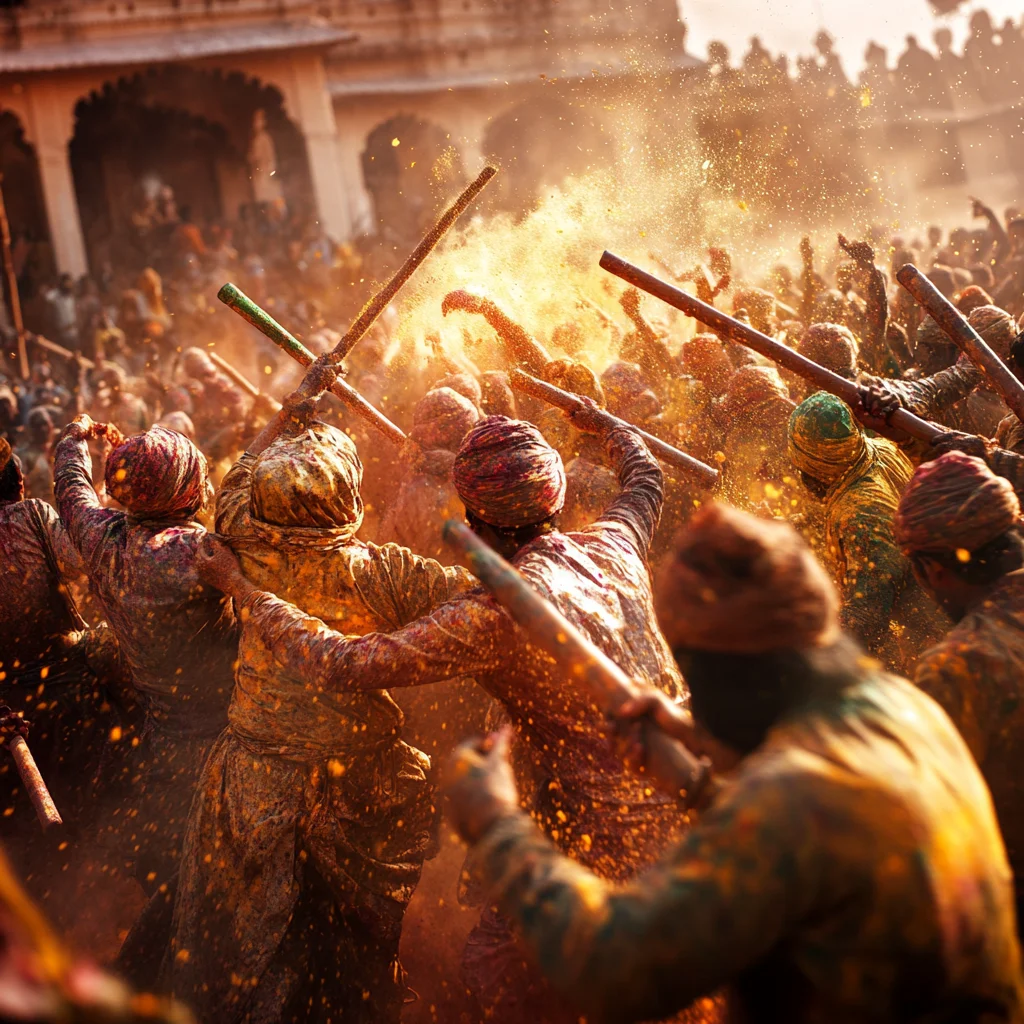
left=600, top=252, right=943, bottom=444
left=9, top=736, right=61, bottom=831
left=442, top=520, right=712, bottom=807
left=509, top=368, right=719, bottom=487
left=31, top=334, right=95, bottom=370
left=896, top=264, right=1024, bottom=423
left=328, top=165, right=497, bottom=365
left=216, top=284, right=406, bottom=447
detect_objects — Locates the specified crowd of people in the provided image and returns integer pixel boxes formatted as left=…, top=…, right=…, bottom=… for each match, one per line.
left=10, top=40, right=1024, bottom=1021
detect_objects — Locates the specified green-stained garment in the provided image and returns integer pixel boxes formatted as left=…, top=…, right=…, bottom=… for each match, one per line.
left=468, top=673, right=1024, bottom=1024
left=788, top=393, right=947, bottom=669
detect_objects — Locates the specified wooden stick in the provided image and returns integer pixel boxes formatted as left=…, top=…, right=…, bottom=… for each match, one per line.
left=9, top=737, right=61, bottom=830
left=329, top=165, right=497, bottom=365
left=442, top=520, right=712, bottom=807
left=0, top=176, right=28, bottom=380
left=600, top=251, right=944, bottom=444
left=216, top=284, right=406, bottom=447
left=897, top=263, right=1024, bottom=423
left=31, top=334, right=95, bottom=370
left=509, top=368, right=719, bottom=487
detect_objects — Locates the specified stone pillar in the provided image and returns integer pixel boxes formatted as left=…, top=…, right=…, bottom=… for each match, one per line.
left=278, top=55, right=352, bottom=242
left=24, top=81, right=88, bottom=277
left=333, top=107, right=375, bottom=237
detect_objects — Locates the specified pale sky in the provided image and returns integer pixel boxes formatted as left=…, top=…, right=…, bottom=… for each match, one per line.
left=680, top=0, right=1024, bottom=73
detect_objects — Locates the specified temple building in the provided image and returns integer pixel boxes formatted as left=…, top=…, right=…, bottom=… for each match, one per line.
left=0, top=0, right=692, bottom=279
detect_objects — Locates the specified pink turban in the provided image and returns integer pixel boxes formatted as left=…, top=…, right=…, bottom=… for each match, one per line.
left=105, top=426, right=208, bottom=519
left=410, top=387, right=479, bottom=453
left=895, top=451, right=1020, bottom=555
left=453, top=415, right=566, bottom=528
left=656, top=502, right=840, bottom=653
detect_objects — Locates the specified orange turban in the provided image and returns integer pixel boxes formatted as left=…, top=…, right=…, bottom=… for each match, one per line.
left=895, top=451, right=1020, bottom=555
left=656, top=502, right=840, bottom=653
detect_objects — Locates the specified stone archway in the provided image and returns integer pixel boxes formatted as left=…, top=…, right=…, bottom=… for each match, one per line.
left=483, top=95, right=614, bottom=212
left=69, top=65, right=313, bottom=272
left=361, top=114, right=465, bottom=243
left=0, top=109, right=53, bottom=301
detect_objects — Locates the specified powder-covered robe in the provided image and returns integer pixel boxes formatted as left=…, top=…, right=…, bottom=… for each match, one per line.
left=166, top=452, right=472, bottom=1024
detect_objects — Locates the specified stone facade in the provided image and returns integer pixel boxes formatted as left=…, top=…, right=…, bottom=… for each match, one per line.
left=0, top=0, right=691, bottom=275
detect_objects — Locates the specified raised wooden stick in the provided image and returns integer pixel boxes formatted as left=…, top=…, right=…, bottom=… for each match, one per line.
left=0, top=176, right=28, bottom=380
left=897, top=263, right=1024, bottom=423
left=208, top=349, right=282, bottom=415
left=509, top=368, right=719, bottom=487
left=31, top=334, right=95, bottom=370
left=443, top=520, right=712, bottom=807
left=216, top=284, right=406, bottom=447
left=9, top=736, right=61, bottom=830
left=600, top=251, right=943, bottom=444
left=328, top=165, right=497, bottom=365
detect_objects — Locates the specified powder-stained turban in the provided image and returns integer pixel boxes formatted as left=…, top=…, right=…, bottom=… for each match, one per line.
left=250, top=422, right=364, bottom=539
left=718, top=365, right=791, bottom=423
left=895, top=451, right=1021, bottom=555
left=732, top=287, right=777, bottom=333
left=157, top=410, right=197, bottom=442
left=105, top=425, right=208, bottom=519
left=787, top=392, right=866, bottom=485
left=968, top=304, right=1017, bottom=362
left=409, top=387, right=480, bottom=453
left=797, top=323, right=858, bottom=380
left=453, top=415, right=566, bottom=529
left=0, top=437, right=11, bottom=473
left=480, top=371, right=517, bottom=419
left=436, top=372, right=482, bottom=409
left=955, top=285, right=994, bottom=316
left=655, top=502, right=840, bottom=653
left=181, top=347, right=216, bottom=379
left=680, top=335, right=733, bottom=394
left=600, top=361, right=647, bottom=416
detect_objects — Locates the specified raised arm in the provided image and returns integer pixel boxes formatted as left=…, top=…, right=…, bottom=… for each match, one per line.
left=53, top=416, right=120, bottom=567
left=618, top=287, right=678, bottom=380
left=839, top=235, right=891, bottom=373
left=442, top=290, right=552, bottom=375
left=570, top=405, right=664, bottom=556
left=461, top=769, right=813, bottom=1023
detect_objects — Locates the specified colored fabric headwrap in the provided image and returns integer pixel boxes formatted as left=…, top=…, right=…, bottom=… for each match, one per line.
left=249, top=422, right=364, bottom=543
left=787, top=392, right=867, bottom=485
left=895, top=451, right=1020, bottom=555
left=157, top=411, right=196, bottom=442
left=181, top=347, right=216, bottom=379
left=968, top=304, right=1016, bottom=362
left=680, top=335, right=733, bottom=393
left=797, top=323, right=858, bottom=379
left=718, top=366, right=792, bottom=423
left=435, top=372, right=482, bottom=409
left=731, top=288, right=776, bottom=332
left=409, top=387, right=479, bottom=453
left=656, top=502, right=840, bottom=653
left=600, top=362, right=647, bottom=416
left=479, top=371, right=517, bottom=419
left=0, top=437, right=10, bottom=473
left=105, top=425, right=207, bottom=519
left=956, top=285, right=994, bottom=315
left=453, top=415, right=566, bottom=529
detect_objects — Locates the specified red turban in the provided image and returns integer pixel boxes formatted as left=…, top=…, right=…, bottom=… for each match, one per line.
left=895, top=451, right=1020, bottom=555
left=453, top=415, right=566, bottom=528
left=410, top=387, right=479, bottom=453
left=105, top=425, right=208, bottom=519
left=656, top=502, right=840, bottom=653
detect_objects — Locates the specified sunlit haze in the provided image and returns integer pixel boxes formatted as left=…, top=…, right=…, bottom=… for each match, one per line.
left=681, top=0, right=1024, bottom=72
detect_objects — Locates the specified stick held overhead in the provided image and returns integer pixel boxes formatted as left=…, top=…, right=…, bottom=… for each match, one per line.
left=509, top=368, right=719, bottom=487
left=599, top=251, right=943, bottom=445
left=217, top=283, right=406, bottom=447
left=442, top=519, right=712, bottom=808
left=330, top=165, right=497, bottom=364
left=896, top=263, right=1024, bottom=424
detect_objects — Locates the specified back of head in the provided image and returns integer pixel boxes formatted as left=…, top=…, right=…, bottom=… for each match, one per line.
left=788, top=391, right=866, bottom=485
left=656, top=503, right=848, bottom=753
left=105, top=425, right=207, bottom=520
left=181, top=347, right=216, bottom=380
left=479, top=371, right=517, bottom=419
left=680, top=334, right=733, bottom=394
left=956, top=284, right=994, bottom=315
left=797, top=323, right=858, bottom=380
left=409, top=386, right=479, bottom=453
left=896, top=451, right=1021, bottom=571
left=157, top=410, right=196, bottom=442
left=0, top=439, right=23, bottom=504
left=453, top=415, right=566, bottom=529
left=968, top=304, right=1017, bottom=362
left=718, top=365, right=791, bottom=423
left=435, top=372, right=482, bottom=409
left=250, top=422, right=363, bottom=537
left=600, top=361, right=646, bottom=417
